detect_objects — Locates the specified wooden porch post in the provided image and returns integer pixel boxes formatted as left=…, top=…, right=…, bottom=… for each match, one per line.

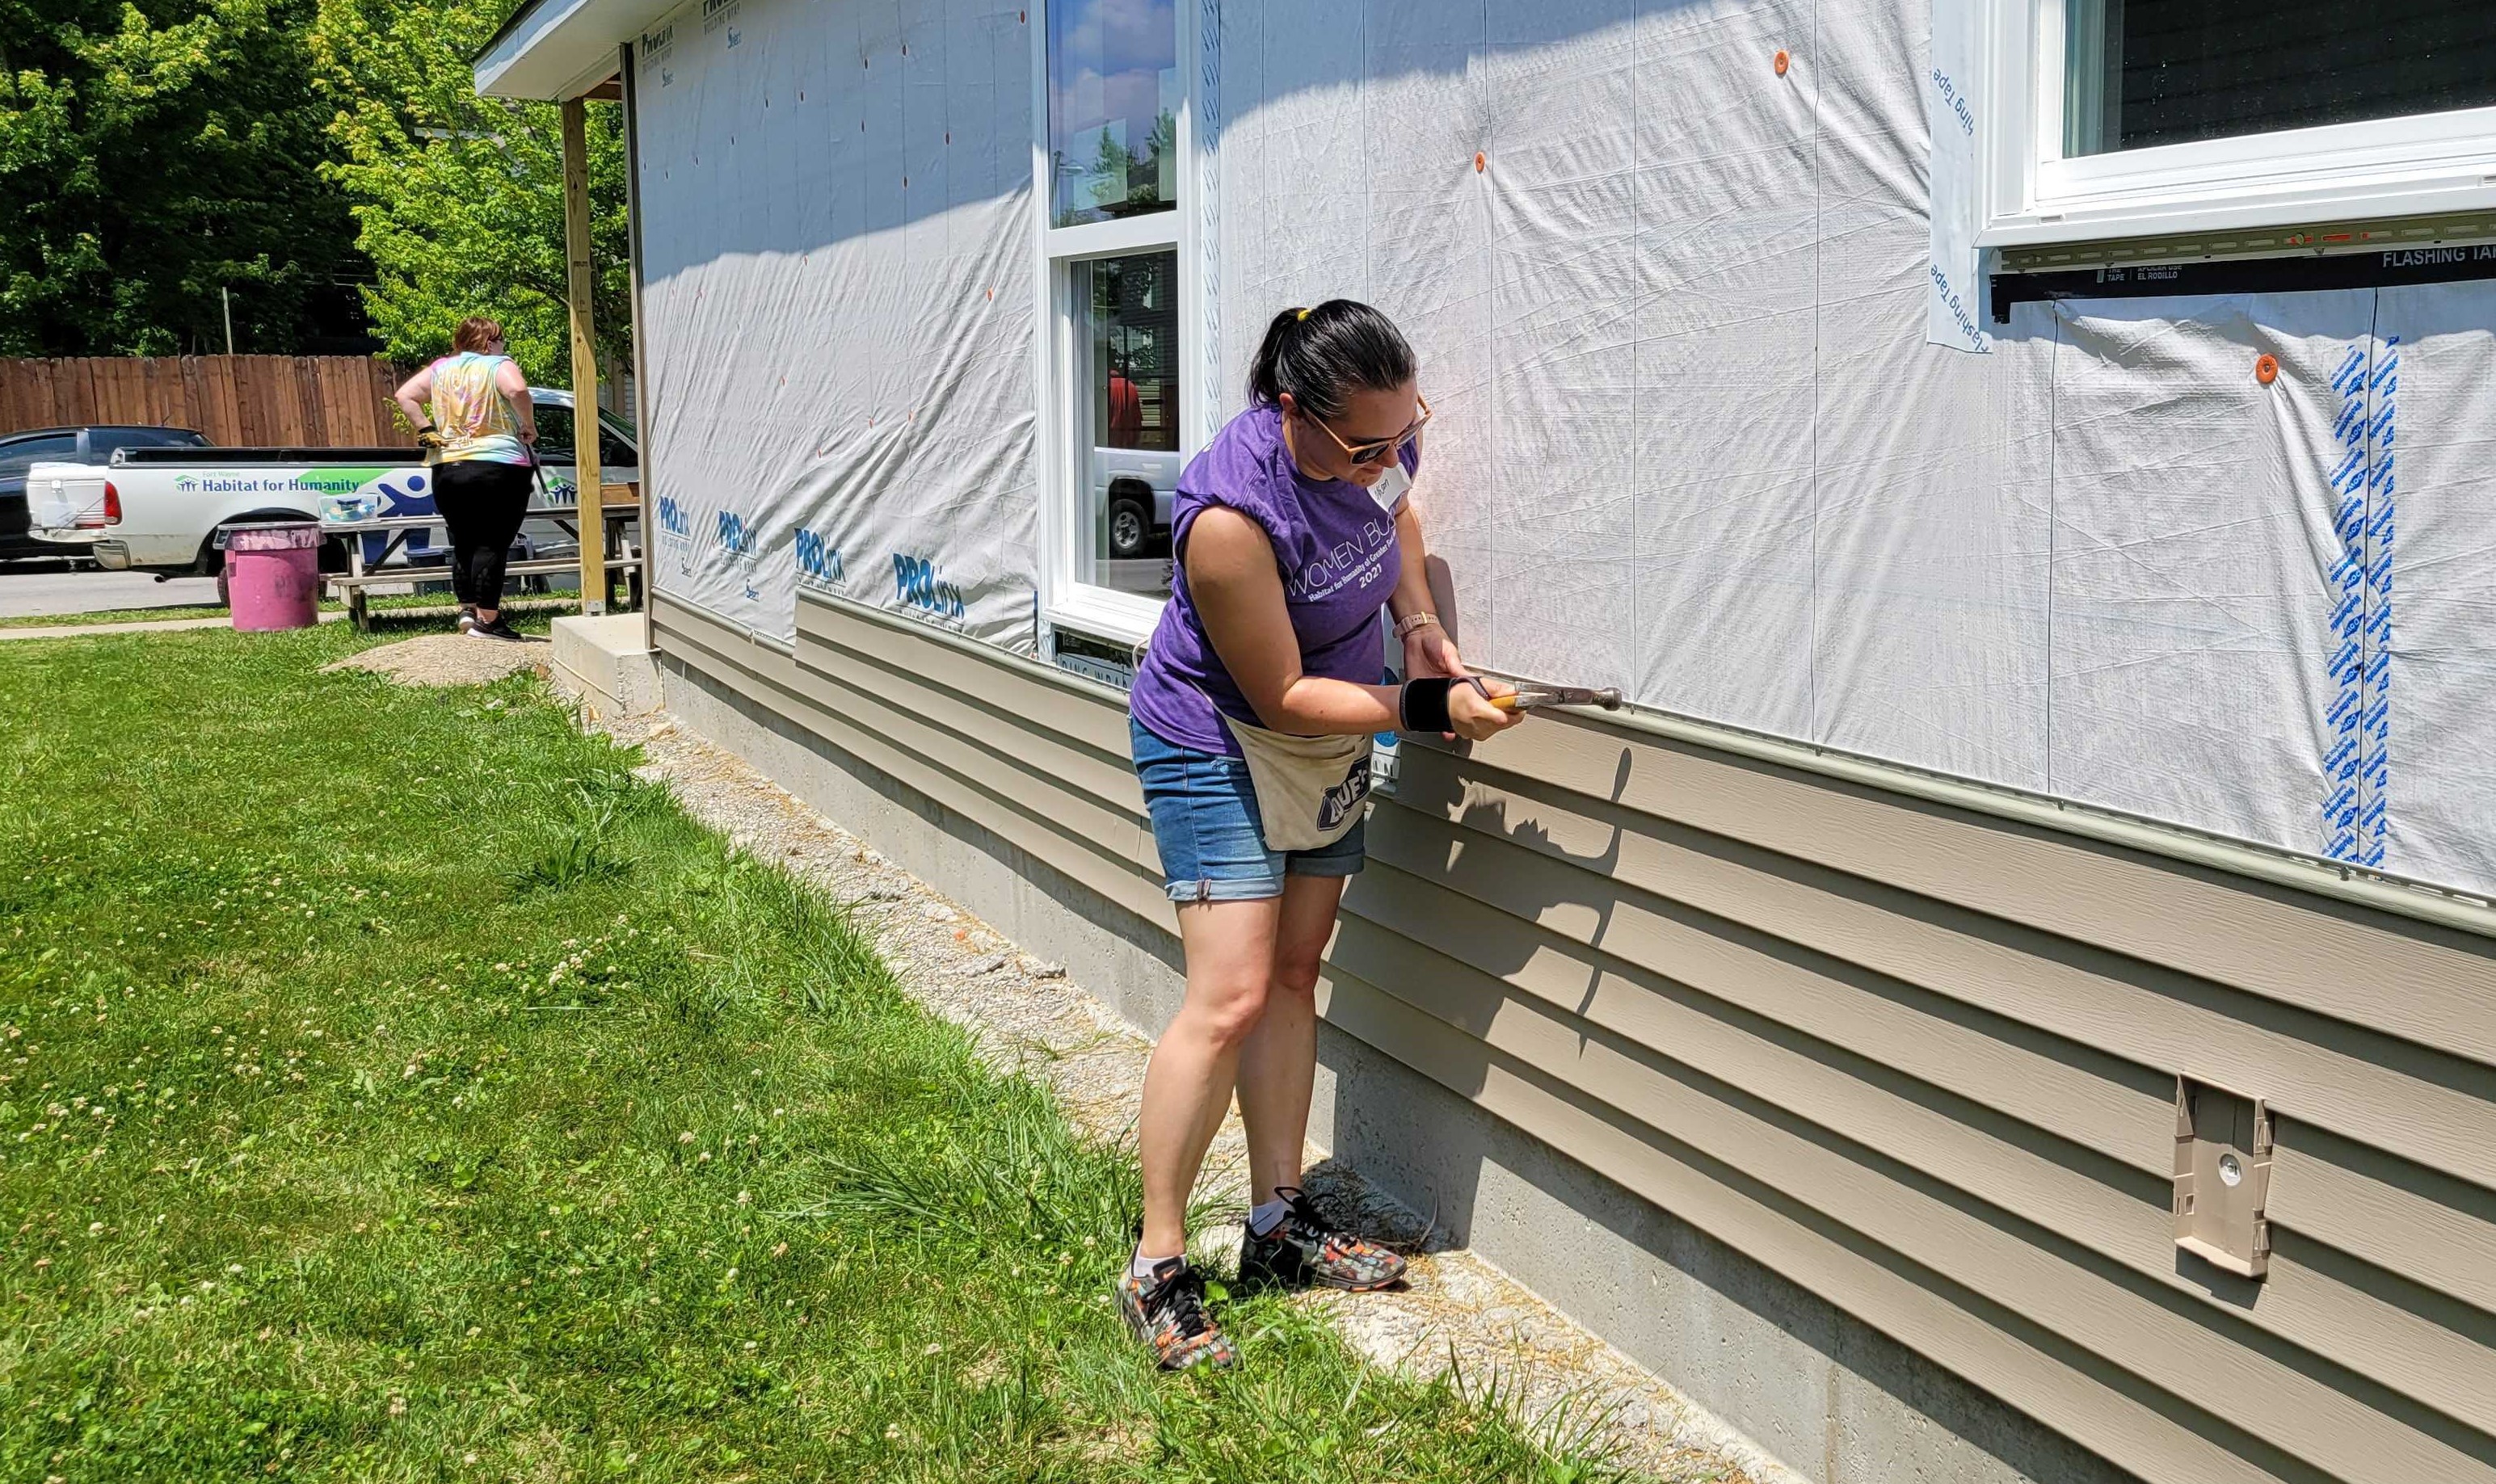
left=562, top=95, right=606, bottom=615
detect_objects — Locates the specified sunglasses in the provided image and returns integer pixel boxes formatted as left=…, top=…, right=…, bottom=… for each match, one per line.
left=1309, top=393, right=1432, bottom=467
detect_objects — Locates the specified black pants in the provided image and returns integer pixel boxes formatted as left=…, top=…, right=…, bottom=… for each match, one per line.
left=432, top=459, right=534, bottom=611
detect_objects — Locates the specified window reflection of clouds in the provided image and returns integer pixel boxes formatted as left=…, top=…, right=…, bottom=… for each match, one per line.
left=1049, top=0, right=1177, bottom=225
left=1062, top=0, right=1170, bottom=74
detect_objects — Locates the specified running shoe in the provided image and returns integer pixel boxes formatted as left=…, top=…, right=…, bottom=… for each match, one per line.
left=1237, top=1187, right=1407, bottom=1293
left=467, top=617, right=526, bottom=642
left=456, top=605, right=478, bottom=633
left=1116, top=1256, right=1238, bottom=1372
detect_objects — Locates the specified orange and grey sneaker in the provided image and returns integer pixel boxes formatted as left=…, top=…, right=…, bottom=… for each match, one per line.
left=1117, top=1256, right=1238, bottom=1372
left=1237, top=1186, right=1408, bottom=1293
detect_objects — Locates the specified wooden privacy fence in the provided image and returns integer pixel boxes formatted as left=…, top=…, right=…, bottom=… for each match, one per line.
left=0, top=356, right=410, bottom=448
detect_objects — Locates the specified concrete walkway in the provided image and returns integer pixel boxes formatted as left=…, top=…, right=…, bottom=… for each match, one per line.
left=0, top=565, right=221, bottom=618
left=0, top=597, right=581, bottom=642
left=0, top=612, right=347, bottom=642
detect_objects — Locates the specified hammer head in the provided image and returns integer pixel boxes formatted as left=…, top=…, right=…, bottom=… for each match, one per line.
left=1506, top=684, right=1625, bottom=712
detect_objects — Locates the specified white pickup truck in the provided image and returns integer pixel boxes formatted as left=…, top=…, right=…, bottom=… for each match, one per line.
left=27, top=389, right=637, bottom=577
left=1096, top=444, right=1181, bottom=561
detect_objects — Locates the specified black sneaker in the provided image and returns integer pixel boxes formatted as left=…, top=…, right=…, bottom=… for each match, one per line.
left=455, top=604, right=478, bottom=633
left=1237, top=1187, right=1408, bottom=1293
left=467, top=617, right=525, bottom=642
left=1115, top=1256, right=1238, bottom=1372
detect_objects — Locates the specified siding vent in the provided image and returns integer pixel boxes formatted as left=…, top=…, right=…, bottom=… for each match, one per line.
left=2173, top=1078, right=2274, bottom=1279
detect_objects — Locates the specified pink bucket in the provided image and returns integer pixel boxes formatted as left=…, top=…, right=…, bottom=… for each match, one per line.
left=225, top=522, right=322, bottom=632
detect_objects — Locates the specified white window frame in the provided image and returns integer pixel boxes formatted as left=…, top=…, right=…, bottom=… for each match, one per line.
left=1978, top=0, right=2496, bottom=250
left=1029, top=0, right=1202, bottom=648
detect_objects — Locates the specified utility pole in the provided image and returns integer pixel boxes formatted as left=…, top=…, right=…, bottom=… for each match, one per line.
left=221, top=288, right=235, bottom=355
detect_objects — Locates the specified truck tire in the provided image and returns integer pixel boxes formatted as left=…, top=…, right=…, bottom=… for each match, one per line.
left=1108, top=495, right=1151, bottom=560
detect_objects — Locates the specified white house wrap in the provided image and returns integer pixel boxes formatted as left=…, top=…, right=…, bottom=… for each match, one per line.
left=625, top=0, right=2496, bottom=896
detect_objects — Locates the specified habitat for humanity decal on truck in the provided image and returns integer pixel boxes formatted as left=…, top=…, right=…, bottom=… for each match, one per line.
left=31, top=457, right=444, bottom=572
left=170, top=469, right=395, bottom=498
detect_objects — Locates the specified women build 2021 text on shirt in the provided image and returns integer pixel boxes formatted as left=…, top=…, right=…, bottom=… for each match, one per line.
left=1130, top=401, right=1417, bottom=757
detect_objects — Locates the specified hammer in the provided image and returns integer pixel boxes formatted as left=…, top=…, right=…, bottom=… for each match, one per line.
left=1489, top=682, right=1624, bottom=713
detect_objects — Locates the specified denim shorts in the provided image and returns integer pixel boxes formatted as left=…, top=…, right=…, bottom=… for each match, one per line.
left=1130, top=717, right=1366, bottom=902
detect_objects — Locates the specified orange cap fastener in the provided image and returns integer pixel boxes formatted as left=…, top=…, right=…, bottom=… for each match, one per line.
left=2255, top=354, right=2280, bottom=386
left=1774, top=48, right=1791, bottom=76
left=1474, top=151, right=1486, bottom=173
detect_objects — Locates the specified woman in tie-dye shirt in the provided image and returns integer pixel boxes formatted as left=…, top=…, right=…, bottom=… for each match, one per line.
left=392, top=317, right=539, bottom=641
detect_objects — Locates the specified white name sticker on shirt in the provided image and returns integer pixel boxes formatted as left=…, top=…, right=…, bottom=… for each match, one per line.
left=1370, top=463, right=1411, bottom=512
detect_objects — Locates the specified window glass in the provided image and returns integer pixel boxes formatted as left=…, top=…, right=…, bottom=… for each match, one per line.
left=2063, top=0, right=2496, bottom=157
left=1048, top=0, right=1179, bottom=227
left=1071, top=250, right=1179, bottom=598
left=0, top=434, right=80, bottom=481
left=529, top=405, right=638, bottom=469
left=92, top=427, right=207, bottom=457
left=535, top=406, right=575, bottom=460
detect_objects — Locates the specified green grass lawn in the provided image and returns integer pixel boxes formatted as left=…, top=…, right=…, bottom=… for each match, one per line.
left=0, top=625, right=1629, bottom=1482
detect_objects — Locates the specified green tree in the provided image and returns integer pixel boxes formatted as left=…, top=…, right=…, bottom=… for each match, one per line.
left=0, top=0, right=367, bottom=355
left=312, top=0, right=630, bottom=389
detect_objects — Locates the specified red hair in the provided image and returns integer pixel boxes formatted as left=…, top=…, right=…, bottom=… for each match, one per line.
left=452, top=316, right=505, bottom=353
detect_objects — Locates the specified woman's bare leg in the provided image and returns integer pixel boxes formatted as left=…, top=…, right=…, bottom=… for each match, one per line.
left=1235, top=873, right=1344, bottom=1209
left=1135, top=896, right=1281, bottom=1260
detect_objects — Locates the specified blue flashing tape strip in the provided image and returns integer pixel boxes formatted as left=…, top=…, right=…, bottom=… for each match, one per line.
left=2322, top=330, right=2399, bottom=868
left=2324, top=343, right=2370, bottom=864
left=2360, top=338, right=2399, bottom=869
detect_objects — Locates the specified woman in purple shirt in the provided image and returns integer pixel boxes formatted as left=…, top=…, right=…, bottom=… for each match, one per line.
left=1118, top=301, right=1523, bottom=1370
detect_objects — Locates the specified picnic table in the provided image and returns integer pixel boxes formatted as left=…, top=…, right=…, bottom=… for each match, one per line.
left=324, top=493, right=643, bottom=629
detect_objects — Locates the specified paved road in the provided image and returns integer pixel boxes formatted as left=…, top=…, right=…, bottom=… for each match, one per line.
left=0, top=560, right=222, bottom=619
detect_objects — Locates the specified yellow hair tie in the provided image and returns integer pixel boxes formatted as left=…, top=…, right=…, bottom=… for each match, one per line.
left=1295, top=308, right=1311, bottom=322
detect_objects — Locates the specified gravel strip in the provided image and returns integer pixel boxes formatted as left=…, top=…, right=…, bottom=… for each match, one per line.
left=572, top=704, right=1794, bottom=1484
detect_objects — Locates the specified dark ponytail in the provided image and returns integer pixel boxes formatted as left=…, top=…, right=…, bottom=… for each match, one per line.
left=1246, top=300, right=1416, bottom=419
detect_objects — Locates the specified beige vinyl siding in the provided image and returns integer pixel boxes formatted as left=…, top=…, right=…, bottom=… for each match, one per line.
left=652, top=590, right=2496, bottom=1484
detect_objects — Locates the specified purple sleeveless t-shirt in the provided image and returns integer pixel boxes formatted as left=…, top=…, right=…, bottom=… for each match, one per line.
left=1130, top=401, right=1416, bottom=756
